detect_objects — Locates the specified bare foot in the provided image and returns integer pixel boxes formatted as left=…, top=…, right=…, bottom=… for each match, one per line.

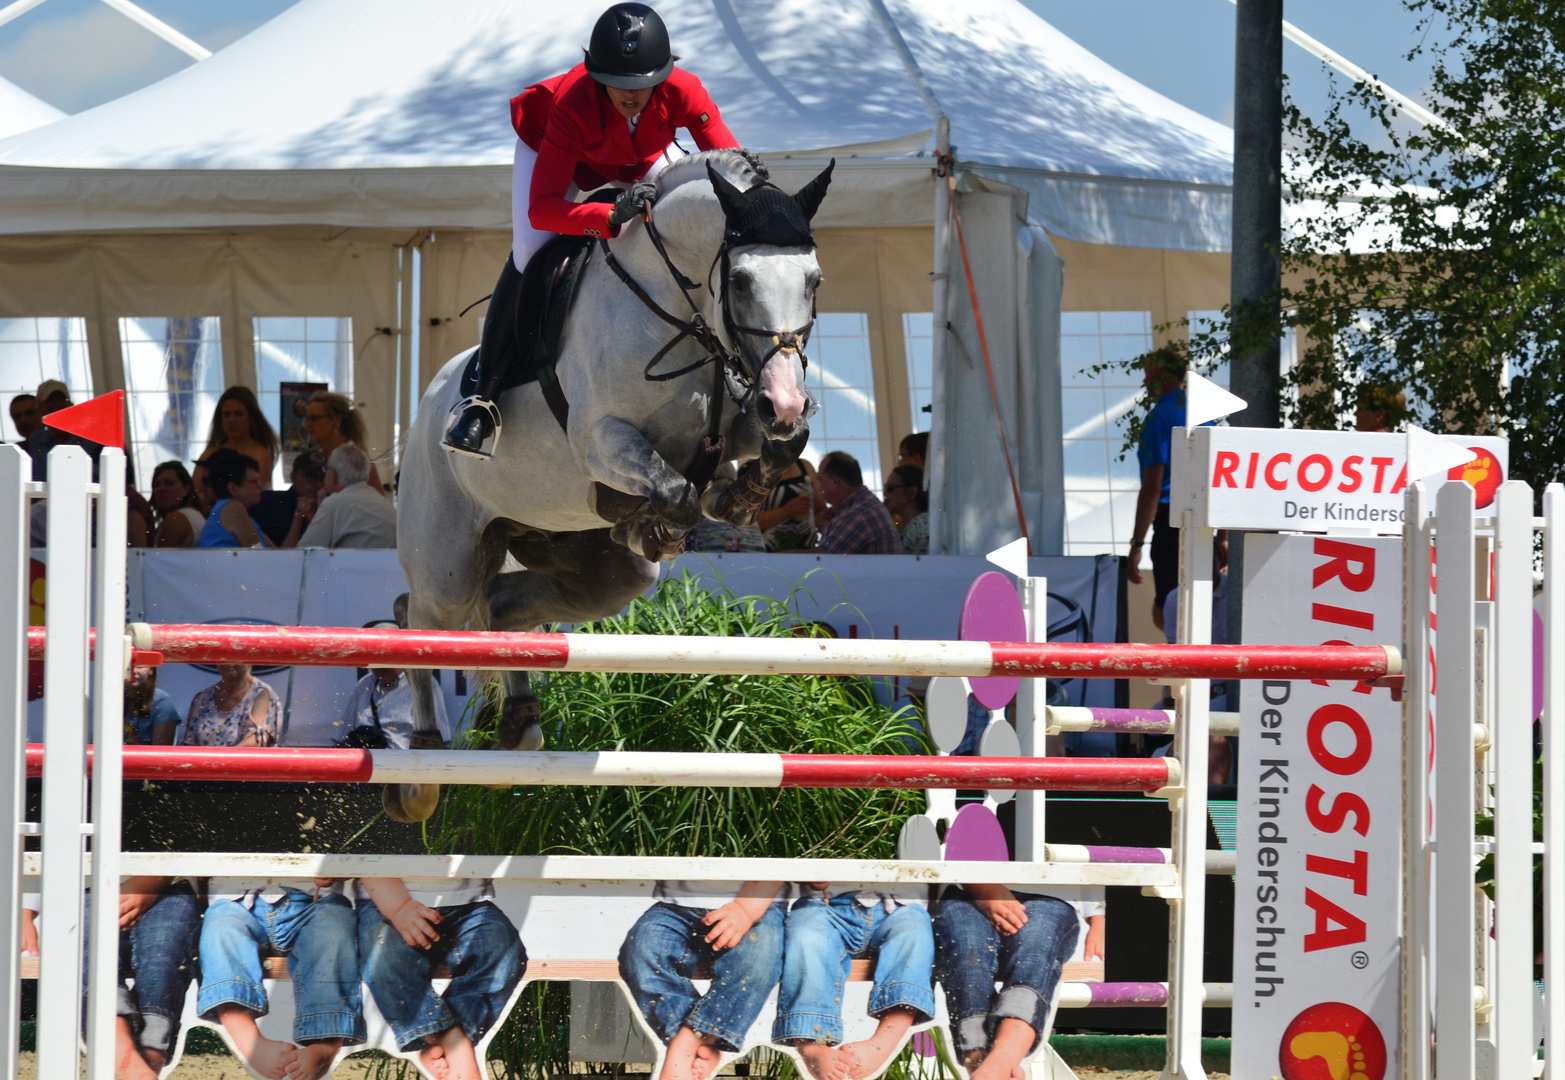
left=285, top=1041, right=341, bottom=1080
left=838, top=1008, right=916, bottom=1079
left=115, top=1018, right=157, bottom=1080
left=967, top=1018, right=1035, bottom=1080
left=217, top=1006, right=298, bottom=1080
left=427, top=1025, right=482, bottom=1080
left=796, top=1042, right=849, bottom=1080
left=658, top=1027, right=705, bottom=1080
left=690, top=1040, right=724, bottom=1080
left=417, top=1040, right=451, bottom=1080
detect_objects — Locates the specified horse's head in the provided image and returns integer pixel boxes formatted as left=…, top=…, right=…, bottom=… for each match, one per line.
left=704, top=158, right=835, bottom=440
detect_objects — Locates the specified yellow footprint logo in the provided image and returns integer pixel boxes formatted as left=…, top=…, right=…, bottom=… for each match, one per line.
left=1461, top=455, right=1493, bottom=486
left=1288, top=1030, right=1371, bottom=1080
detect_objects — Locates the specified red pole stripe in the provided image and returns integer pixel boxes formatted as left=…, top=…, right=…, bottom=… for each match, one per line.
left=778, top=755, right=1172, bottom=793
left=26, top=745, right=375, bottom=783
left=987, top=641, right=1396, bottom=680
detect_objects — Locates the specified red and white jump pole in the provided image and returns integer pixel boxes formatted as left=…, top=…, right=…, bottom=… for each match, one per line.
left=26, top=745, right=1179, bottom=793
left=53, top=623, right=1401, bottom=681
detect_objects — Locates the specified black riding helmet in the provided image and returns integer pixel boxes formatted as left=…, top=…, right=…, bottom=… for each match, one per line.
left=584, top=3, right=674, bottom=90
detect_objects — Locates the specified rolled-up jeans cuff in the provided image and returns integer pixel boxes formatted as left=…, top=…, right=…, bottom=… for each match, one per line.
left=867, top=980, right=934, bottom=1024
left=773, top=1010, right=845, bottom=1046
left=138, top=1012, right=179, bottom=1058
left=681, top=1008, right=747, bottom=1054
left=955, top=1014, right=989, bottom=1057
left=293, top=1009, right=366, bottom=1046
left=991, top=986, right=1046, bottom=1053
left=197, top=978, right=268, bottom=1022
left=116, top=986, right=137, bottom=1022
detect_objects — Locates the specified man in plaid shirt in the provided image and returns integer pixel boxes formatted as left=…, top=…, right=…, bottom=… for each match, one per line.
left=815, top=451, right=903, bottom=555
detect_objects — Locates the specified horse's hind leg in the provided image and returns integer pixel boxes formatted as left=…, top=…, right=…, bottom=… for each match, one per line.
left=484, top=529, right=659, bottom=749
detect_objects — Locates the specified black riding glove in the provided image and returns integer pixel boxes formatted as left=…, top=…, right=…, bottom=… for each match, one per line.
left=609, top=181, right=658, bottom=229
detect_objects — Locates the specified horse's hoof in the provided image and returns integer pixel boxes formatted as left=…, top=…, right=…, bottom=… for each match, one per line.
left=383, top=782, right=441, bottom=823
left=499, top=694, right=544, bottom=751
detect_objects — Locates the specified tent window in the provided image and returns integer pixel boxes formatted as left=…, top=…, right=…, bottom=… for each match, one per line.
left=804, top=312, right=882, bottom=493
left=255, top=317, right=354, bottom=486
left=0, top=318, right=92, bottom=441
left=902, top=312, right=933, bottom=435
left=1059, top=311, right=1151, bottom=557
left=121, top=317, right=223, bottom=494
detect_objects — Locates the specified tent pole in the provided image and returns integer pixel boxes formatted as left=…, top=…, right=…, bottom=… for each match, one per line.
left=864, top=0, right=952, bottom=552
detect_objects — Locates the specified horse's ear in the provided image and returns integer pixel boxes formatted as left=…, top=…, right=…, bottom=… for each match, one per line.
left=707, top=162, right=749, bottom=222
left=793, top=158, right=835, bottom=221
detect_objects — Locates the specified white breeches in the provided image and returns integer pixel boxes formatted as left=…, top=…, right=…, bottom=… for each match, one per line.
left=510, top=137, right=688, bottom=273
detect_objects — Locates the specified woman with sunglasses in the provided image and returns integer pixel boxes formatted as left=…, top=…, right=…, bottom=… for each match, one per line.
left=882, top=465, right=928, bottom=556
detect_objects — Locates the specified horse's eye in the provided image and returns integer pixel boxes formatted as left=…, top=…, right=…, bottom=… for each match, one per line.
left=730, top=272, right=752, bottom=294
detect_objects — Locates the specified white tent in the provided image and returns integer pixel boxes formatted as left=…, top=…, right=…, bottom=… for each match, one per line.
left=0, top=0, right=1235, bottom=554
left=0, top=75, right=63, bottom=140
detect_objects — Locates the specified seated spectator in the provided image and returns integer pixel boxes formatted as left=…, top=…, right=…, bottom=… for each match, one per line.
left=194, top=387, right=279, bottom=494
left=24, top=380, right=94, bottom=481
left=197, top=453, right=271, bottom=549
left=251, top=451, right=326, bottom=548
left=306, top=391, right=385, bottom=494
left=124, top=663, right=180, bottom=745
left=883, top=465, right=928, bottom=556
left=178, top=663, right=279, bottom=747
left=815, top=452, right=901, bottom=555
left=756, top=459, right=822, bottom=551
left=356, top=876, right=525, bottom=1080
left=293, top=444, right=397, bottom=549
left=897, top=431, right=928, bottom=470
left=337, top=625, right=452, bottom=749
left=8, top=393, right=39, bottom=441
left=149, top=461, right=208, bottom=548
left=126, top=474, right=155, bottom=548
left=198, top=877, right=362, bottom=1079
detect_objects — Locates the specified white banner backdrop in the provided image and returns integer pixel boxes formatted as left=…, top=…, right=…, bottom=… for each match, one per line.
left=1233, top=533, right=1402, bottom=1080
left=117, top=551, right=1120, bottom=747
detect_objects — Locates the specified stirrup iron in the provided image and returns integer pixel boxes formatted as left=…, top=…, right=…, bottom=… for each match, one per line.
left=441, top=396, right=503, bottom=459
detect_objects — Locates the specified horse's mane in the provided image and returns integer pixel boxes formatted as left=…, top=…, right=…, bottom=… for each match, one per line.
left=655, top=149, right=762, bottom=197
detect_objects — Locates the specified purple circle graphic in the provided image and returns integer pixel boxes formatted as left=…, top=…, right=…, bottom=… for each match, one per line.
left=960, top=571, right=1026, bottom=710
left=943, top=803, right=1010, bottom=862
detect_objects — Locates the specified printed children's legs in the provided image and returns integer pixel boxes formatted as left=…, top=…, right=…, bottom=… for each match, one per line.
left=125, top=883, right=202, bottom=1068
left=197, top=900, right=298, bottom=1080
left=115, top=1016, right=158, bottom=1080
left=275, top=893, right=363, bottom=1080
left=839, top=905, right=934, bottom=1079
left=773, top=897, right=853, bottom=1080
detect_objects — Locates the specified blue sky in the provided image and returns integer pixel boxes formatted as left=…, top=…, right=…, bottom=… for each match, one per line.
left=0, top=0, right=1441, bottom=131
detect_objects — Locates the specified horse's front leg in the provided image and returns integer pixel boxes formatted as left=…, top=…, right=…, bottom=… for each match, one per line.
left=580, top=417, right=702, bottom=559
left=706, top=425, right=810, bottom=527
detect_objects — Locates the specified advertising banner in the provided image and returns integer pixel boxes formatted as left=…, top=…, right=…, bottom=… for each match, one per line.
left=1170, top=426, right=1507, bottom=532
left=1233, top=533, right=1403, bottom=1080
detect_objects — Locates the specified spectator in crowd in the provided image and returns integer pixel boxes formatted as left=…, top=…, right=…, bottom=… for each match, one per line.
left=36, top=379, right=69, bottom=418
left=305, top=391, right=384, bottom=494
left=932, top=889, right=1102, bottom=1080
left=8, top=394, right=39, bottom=441
left=356, top=875, right=524, bottom=1080
left=24, top=380, right=81, bottom=480
left=337, top=623, right=452, bottom=749
left=197, top=453, right=271, bottom=549
left=124, top=662, right=181, bottom=745
left=149, top=461, right=208, bottom=548
left=126, top=472, right=155, bottom=548
left=897, top=431, right=928, bottom=470
left=198, top=877, right=362, bottom=1079
left=882, top=465, right=928, bottom=555
left=178, top=663, right=279, bottom=747
left=815, top=452, right=901, bottom=555
left=1355, top=383, right=1408, bottom=433
left=293, top=444, right=397, bottom=549
left=251, top=450, right=326, bottom=548
left=756, top=458, right=822, bottom=551
left=194, top=387, right=280, bottom=494
left=1127, top=353, right=1198, bottom=631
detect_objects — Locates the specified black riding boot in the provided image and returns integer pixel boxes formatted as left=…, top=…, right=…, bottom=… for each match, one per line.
left=443, top=255, right=526, bottom=457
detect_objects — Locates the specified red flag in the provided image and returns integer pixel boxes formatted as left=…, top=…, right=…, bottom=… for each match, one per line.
left=42, top=390, right=124, bottom=450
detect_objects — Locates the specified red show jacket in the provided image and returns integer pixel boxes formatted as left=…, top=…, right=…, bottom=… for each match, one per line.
left=510, top=63, right=738, bottom=239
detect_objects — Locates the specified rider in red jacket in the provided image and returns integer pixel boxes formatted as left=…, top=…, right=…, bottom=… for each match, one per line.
left=444, top=2, right=740, bottom=459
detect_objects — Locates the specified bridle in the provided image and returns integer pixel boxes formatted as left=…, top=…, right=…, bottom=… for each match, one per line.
left=597, top=201, right=818, bottom=415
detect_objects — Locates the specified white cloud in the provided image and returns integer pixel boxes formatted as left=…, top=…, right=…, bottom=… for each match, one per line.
left=0, top=4, right=190, bottom=113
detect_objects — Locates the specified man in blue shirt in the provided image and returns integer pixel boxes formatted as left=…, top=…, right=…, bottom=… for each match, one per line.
left=1127, top=358, right=1189, bottom=632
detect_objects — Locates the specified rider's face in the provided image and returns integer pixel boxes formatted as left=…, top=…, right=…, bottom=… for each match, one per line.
left=604, top=85, right=655, bottom=119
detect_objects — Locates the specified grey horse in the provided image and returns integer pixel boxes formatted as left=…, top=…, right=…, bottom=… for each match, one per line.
left=390, top=149, right=833, bottom=822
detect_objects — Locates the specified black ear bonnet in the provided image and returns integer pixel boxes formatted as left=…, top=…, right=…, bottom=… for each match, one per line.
left=707, top=159, right=835, bottom=250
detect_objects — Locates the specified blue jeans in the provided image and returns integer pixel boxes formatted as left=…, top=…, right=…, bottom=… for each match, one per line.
left=618, top=901, right=785, bottom=1052
left=931, top=890, right=1079, bottom=1058
left=197, top=891, right=365, bottom=1045
left=80, top=884, right=202, bottom=1058
left=773, top=896, right=934, bottom=1044
left=357, top=900, right=525, bottom=1053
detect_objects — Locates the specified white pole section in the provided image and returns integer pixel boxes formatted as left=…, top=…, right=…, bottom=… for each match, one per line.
left=1545, top=484, right=1565, bottom=1080
left=96, top=0, right=210, bottom=59
left=1164, top=513, right=1212, bottom=1080
left=84, top=450, right=127, bottom=1080
left=1013, top=575, right=1048, bottom=861
left=1401, top=482, right=1433, bottom=1080
left=0, top=0, right=49, bottom=32
left=1492, top=482, right=1534, bottom=1077
left=0, top=448, right=30, bottom=1080
left=1433, top=479, right=1477, bottom=1080
left=35, top=447, right=93, bottom=1080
